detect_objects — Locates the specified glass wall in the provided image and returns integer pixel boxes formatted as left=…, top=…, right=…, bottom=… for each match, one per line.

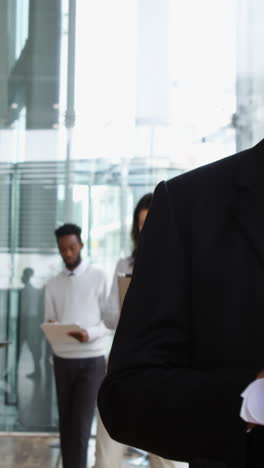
left=0, top=159, right=180, bottom=432
left=0, top=0, right=261, bottom=432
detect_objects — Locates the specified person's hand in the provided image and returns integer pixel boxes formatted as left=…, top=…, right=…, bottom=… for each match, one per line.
left=68, top=330, right=89, bottom=343
left=247, top=369, right=264, bottom=432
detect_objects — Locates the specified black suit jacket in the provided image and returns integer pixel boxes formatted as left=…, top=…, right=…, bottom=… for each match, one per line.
left=98, top=139, right=264, bottom=468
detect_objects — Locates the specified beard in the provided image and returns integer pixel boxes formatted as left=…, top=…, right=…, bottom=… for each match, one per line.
left=64, top=254, right=82, bottom=270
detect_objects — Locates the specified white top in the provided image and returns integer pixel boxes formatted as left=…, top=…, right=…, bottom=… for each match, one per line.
left=104, top=256, right=133, bottom=330
left=44, top=259, right=109, bottom=358
left=240, top=378, right=264, bottom=425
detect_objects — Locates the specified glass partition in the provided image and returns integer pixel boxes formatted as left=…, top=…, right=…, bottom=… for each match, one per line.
left=0, top=159, right=181, bottom=431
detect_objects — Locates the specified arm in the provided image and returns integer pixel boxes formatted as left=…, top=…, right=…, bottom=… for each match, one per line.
left=102, top=260, right=123, bottom=330
left=44, top=284, right=56, bottom=322
left=85, top=321, right=109, bottom=342
left=87, top=272, right=109, bottom=341
left=98, top=181, right=255, bottom=463
left=68, top=323, right=108, bottom=343
left=98, top=181, right=192, bottom=459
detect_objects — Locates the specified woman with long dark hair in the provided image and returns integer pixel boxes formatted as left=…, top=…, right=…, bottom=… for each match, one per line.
left=104, top=192, right=153, bottom=330
left=93, top=193, right=178, bottom=468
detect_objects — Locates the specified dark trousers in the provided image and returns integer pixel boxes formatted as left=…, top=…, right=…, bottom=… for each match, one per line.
left=53, top=354, right=106, bottom=468
left=189, top=427, right=264, bottom=468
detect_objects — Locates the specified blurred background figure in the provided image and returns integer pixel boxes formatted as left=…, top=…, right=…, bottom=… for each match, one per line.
left=94, top=193, right=178, bottom=468
left=18, top=267, right=43, bottom=379
left=16, top=266, right=53, bottom=430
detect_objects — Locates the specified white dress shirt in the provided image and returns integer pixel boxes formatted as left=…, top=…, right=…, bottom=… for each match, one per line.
left=44, top=260, right=109, bottom=358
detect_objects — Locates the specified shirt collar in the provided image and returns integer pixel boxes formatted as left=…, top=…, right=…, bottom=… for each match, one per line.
left=64, top=259, right=88, bottom=277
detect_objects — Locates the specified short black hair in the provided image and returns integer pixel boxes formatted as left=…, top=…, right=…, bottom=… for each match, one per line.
left=55, top=223, right=82, bottom=242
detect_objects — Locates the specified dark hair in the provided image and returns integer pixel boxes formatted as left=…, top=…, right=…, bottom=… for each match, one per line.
left=131, top=192, right=153, bottom=263
left=55, top=223, right=82, bottom=243
left=22, top=267, right=34, bottom=279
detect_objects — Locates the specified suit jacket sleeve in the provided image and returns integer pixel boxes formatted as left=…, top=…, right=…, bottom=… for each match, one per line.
left=97, top=180, right=254, bottom=466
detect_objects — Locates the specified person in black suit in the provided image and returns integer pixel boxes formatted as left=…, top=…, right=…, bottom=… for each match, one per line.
left=97, top=139, right=264, bottom=468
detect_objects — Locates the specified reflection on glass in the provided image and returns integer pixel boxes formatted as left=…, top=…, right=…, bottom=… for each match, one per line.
left=18, top=267, right=43, bottom=379
left=7, top=0, right=61, bottom=130
left=16, top=267, right=56, bottom=431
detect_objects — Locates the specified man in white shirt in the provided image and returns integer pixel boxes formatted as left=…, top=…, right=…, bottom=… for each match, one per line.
left=45, top=223, right=108, bottom=468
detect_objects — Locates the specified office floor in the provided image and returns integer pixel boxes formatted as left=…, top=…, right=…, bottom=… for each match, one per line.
left=0, top=435, right=188, bottom=468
